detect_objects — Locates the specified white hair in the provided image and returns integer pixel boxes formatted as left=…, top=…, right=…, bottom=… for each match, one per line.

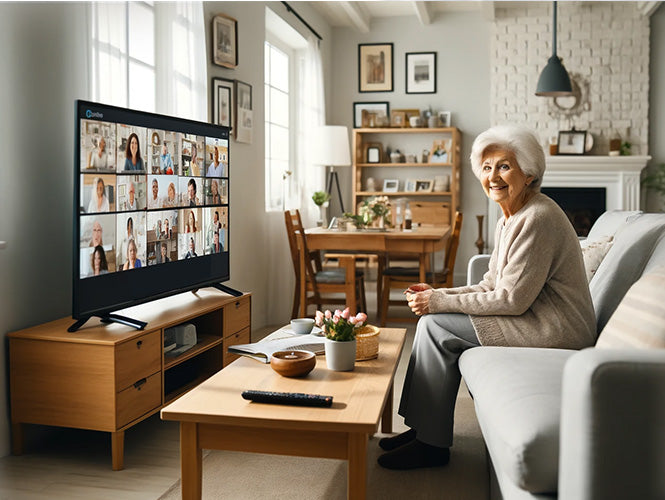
left=469, top=125, right=546, bottom=191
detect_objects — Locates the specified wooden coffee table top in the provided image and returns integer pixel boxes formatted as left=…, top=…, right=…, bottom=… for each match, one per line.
left=161, top=328, right=406, bottom=434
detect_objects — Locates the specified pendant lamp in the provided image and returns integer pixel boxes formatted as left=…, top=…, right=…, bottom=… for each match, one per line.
left=535, top=1, right=572, bottom=97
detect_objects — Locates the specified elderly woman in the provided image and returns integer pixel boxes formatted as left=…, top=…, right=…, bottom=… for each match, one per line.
left=377, top=125, right=596, bottom=470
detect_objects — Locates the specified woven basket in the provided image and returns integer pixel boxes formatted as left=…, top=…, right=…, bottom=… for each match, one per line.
left=355, top=325, right=380, bottom=361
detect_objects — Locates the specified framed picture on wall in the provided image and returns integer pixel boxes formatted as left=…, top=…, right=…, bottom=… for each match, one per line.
left=212, top=78, right=234, bottom=128
left=558, top=130, right=587, bottom=155
left=213, top=14, right=238, bottom=68
left=358, top=43, right=393, bottom=93
left=235, top=80, right=253, bottom=144
left=406, top=52, right=437, bottom=94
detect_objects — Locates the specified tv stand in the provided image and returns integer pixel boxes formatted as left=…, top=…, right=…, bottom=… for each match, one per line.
left=68, top=313, right=147, bottom=332
left=211, top=282, right=243, bottom=297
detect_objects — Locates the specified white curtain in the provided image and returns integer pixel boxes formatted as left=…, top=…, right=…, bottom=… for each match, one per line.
left=294, top=36, right=326, bottom=226
left=154, top=2, right=207, bottom=120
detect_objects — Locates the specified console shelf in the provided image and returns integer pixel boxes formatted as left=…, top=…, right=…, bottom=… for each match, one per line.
left=8, top=289, right=251, bottom=471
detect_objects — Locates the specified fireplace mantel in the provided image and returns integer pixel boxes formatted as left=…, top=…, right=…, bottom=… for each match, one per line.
left=485, top=155, right=651, bottom=248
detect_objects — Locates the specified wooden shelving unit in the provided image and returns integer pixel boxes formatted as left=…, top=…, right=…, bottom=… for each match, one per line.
left=352, top=127, right=461, bottom=226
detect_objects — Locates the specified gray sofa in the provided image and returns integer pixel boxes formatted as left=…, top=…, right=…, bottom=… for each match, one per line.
left=459, top=211, right=665, bottom=499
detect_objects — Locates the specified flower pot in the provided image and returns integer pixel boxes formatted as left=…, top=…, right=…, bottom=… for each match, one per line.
left=324, top=338, right=356, bottom=371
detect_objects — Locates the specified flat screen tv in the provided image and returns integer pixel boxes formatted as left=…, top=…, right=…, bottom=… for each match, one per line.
left=71, top=100, right=239, bottom=332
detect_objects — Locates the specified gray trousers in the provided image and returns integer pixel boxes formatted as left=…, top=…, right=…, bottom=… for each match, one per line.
left=398, top=313, right=480, bottom=448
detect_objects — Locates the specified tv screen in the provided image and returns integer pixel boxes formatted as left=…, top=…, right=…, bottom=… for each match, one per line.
left=73, top=100, right=232, bottom=329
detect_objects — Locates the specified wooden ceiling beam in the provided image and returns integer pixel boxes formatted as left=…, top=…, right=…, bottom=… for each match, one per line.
left=339, top=1, right=371, bottom=33
left=413, top=1, right=432, bottom=26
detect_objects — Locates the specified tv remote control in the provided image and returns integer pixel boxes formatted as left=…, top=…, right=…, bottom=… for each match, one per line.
left=241, top=390, right=333, bottom=408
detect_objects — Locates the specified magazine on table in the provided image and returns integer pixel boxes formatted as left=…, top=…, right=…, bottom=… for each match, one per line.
left=228, top=325, right=325, bottom=363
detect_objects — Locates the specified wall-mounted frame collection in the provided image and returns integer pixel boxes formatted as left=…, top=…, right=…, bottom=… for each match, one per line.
left=213, top=14, right=238, bottom=69
left=406, top=52, right=436, bottom=94
left=212, top=78, right=234, bottom=128
left=358, top=43, right=394, bottom=93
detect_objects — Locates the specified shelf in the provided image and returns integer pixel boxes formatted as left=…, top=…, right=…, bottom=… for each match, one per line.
left=358, top=162, right=452, bottom=168
left=164, top=374, right=212, bottom=404
left=163, top=334, right=223, bottom=370
left=355, top=127, right=458, bottom=134
left=357, top=191, right=451, bottom=197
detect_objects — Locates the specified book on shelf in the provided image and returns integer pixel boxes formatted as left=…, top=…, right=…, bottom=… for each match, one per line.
left=228, top=328, right=325, bottom=363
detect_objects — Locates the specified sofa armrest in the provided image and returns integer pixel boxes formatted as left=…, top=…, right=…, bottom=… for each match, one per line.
left=559, top=348, right=665, bottom=500
left=467, top=254, right=491, bottom=286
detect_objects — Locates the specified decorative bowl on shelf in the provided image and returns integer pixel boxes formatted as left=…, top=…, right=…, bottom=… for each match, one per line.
left=270, top=350, right=316, bottom=378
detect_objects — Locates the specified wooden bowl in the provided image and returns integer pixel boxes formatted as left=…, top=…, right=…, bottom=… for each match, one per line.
left=270, top=350, right=316, bottom=378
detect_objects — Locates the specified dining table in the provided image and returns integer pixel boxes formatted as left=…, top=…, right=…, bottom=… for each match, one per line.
left=304, top=225, right=451, bottom=315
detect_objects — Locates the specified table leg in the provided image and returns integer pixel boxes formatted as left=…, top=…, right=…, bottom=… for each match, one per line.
left=111, top=431, right=124, bottom=471
left=11, top=423, right=23, bottom=456
left=376, top=254, right=385, bottom=318
left=347, top=432, right=368, bottom=500
left=381, top=382, right=393, bottom=434
left=181, top=422, right=202, bottom=500
left=419, top=253, right=427, bottom=283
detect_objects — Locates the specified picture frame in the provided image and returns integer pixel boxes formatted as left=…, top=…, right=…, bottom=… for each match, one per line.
left=429, top=139, right=452, bottom=163
left=390, top=111, right=407, bottom=128
left=353, top=101, right=390, bottom=128
left=415, top=179, right=433, bottom=193
left=212, top=14, right=238, bottom=69
left=406, top=52, right=436, bottom=94
left=405, top=179, right=417, bottom=193
left=383, top=179, right=399, bottom=192
left=363, top=142, right=383, bottom=163
left=212, top=78, right=234, bottom=128
left=438, top=111, right=451, bottom=127
left=392, top=108, right=421, bottom=127
left=557, top=130, right=587, bottom=155
left=358, top=43, right=393, bottom=93
left=235, top=80, right=252, bottom=144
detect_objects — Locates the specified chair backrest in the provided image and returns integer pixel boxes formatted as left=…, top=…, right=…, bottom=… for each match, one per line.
left=284, top=210, right=301, bottom=278
left=284, top=209, right=321, bottom=289
left=410, top=201, right=451, bottom=227
left=444, top=211, right=463, bottom=275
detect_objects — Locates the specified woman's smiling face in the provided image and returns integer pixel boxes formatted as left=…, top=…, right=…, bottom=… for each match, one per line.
left=480, top=146, right=534, bottom=217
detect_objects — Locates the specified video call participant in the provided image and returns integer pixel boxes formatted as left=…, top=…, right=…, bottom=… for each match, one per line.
left=118, top=216, right=135, bottom=266
left=184, top=237, right=197, bottom=259
left=163, top=182, right=177, bottom=208
left=123, top=132, right=144, bottom=171
left=187, top=178, right=198, bottom=206
left=149, top=178, right=160, bottom=209
left=163, top=218, right=171, bottom=239
left=155, top=220, right=162, bottom=240
left=90, top=245, right=109, bottom=276
left=88, top=177, right=110, bottom=213
left=189, top=143, right=200, bottom=176
left=210, top=179, right=222, bottom=204
left=87, top=136, right=111, bottom=170
left=89, top=220, right=104, bottom=247
left=122, top=238, right=142, bottom=270
left=160, top=242, right=170, bottom=263
left=127, top=181, right=137, bottom=210
left=207, top=146, right=223, bottom=177
left=185, top=210, right=197, bottom=233
left=160, top=144, right=174, bottom=174
left=210, top=231, right=223, bottom=254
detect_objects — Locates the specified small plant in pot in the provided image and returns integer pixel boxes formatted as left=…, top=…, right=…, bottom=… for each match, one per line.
left=315, top=308, right=367, bottom=371
left=312, top=191, right=331, bottom=227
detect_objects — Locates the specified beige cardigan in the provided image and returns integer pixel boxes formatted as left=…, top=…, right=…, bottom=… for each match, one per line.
left=429, top=193, right=596, bottom=349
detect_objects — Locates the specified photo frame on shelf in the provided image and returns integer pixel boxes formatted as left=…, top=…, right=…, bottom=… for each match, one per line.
left=429, top=139, right=452, bottom=163
left=405, top=179, right=417, bottom=192
left=415, top=179, right=433, bottom=192
left=235, top=80, right=252, bottom=143
left=358, top=43, right=393, bottom=93
left=557, top=130, right=587, bottom=155
left=438, top=111, right=451, bottom=127
left=383, top=179, right=399, bottom=192
left=392, top=108, right=421, bottom=127
left=390, top=111, right=407, bottom=128
left=353, top=101, right=390, bottom=128
left=363, top=142, right=383, bottom=163
left=212, top=78, right=234, bottom=128
left=406, top=52, right=436, bottom=94
left=213, top=14, right=238, bottom=69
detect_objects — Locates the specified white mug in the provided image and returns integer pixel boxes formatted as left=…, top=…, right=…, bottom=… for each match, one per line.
left=409, top=116, right=422, bottom=127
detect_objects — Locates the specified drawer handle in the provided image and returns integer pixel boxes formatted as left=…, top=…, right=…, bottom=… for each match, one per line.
left=136, top=340, right=143, bottom=349
left=134, top=378, right=147, bottom=390
left=235, top=301, right=240, bottom=308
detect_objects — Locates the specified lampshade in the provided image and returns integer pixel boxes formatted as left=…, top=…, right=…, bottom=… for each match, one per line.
left=535, top=1, right=572, bottom=97
left=313, top=125, right=350, bottom=167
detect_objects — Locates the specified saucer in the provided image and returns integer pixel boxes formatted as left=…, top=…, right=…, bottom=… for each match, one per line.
left=281, top=325, right=323, bottom=336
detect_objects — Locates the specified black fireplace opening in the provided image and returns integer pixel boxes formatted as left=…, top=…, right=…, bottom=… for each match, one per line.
left=541, top=187, right=606, bottom=237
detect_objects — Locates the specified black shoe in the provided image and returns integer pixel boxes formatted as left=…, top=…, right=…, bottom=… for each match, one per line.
left=378, top=428, right=417, bottom=451
left=377, top=440, right=450, bottom=470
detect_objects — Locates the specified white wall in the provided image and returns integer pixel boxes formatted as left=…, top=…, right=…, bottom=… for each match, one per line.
left=0, top=2, right=89, bottom=457
left=328, top=11, right=492, bottom=283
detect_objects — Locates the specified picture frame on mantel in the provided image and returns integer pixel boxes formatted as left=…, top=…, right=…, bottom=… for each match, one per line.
left=558, top=130, right=587, bottom=155
left=213, top=13, right=238, bottom=69
left=358, top=43, right=393, bottom=93
left=406, top=52, right=437, bottom=94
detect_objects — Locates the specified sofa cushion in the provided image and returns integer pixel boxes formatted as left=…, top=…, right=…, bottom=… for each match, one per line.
left=581, top=235, right=613, bottom=282
left=460, top=346, right=576, bottom=494
left=590, top=213, right=665, bottom=333
left=644, top=233, right=665, bottom=274
left=596, top=266, right=665, bottom=349
left=583, top=210, right=642, bottom=243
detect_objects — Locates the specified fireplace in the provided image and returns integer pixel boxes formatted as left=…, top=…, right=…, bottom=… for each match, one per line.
left=541, top=187, right=606, bottom=237
left=485, top=155, right=651, bottom=247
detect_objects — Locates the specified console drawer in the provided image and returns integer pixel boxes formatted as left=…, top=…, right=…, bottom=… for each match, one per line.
left=116, top=372, right=161, bottom=428
left=224, top=297, right=250, bottom=336
left=223, top=327, right=250, bottom=367
left=116, top=331, right=161, bottom=390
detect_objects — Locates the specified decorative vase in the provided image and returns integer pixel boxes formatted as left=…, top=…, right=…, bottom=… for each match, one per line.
left=317, top=204, right=328, bottom=227
left=324, top=338, right=356, bottom=371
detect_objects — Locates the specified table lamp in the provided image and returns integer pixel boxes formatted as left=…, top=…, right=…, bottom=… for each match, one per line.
left=314, top=125, right=351, bottom=213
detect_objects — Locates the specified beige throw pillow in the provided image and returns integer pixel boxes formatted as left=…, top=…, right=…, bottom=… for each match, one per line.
left=596, top=266, right=665, bottom=349
left=581, top=236, right=613, bottom=282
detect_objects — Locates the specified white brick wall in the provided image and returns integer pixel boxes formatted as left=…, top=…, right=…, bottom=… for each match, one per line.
left=491, top=2, right=649, bottom=155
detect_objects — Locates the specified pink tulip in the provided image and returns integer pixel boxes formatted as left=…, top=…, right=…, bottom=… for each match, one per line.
left=355, top=312, right=367, bottom=324
left=315, top=310, right=324, bottom=326
left=342, top=307, right=350, bottom=319
left=334, top=309, right=342, bottom=318
left=324, top=310, right=332, bottom=319
left=333, top=315, right=339, bottom=324
left=349, top=317, right=357, bottom=325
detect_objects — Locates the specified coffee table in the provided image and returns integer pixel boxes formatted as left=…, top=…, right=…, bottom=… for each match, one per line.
left=160, top=327, right=406, bottom=499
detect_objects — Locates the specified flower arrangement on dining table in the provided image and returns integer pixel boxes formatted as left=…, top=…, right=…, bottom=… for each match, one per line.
left=344, top=195, right=391, bottom=229
left=315, top=308, right=368, bottom=342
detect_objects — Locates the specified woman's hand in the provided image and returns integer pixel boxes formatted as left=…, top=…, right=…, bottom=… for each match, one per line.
left=404, top=283, right=432, bottom=294
left=405, top=288, right=433, bottom=316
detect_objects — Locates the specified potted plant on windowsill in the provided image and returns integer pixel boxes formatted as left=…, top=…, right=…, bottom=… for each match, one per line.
left=315, top=308, right=367, bottom=371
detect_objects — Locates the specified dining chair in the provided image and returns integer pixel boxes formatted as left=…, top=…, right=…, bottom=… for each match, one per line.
left=284, top=209, right=366, bottom=319
left=379, top=211, right=463, bottom=326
